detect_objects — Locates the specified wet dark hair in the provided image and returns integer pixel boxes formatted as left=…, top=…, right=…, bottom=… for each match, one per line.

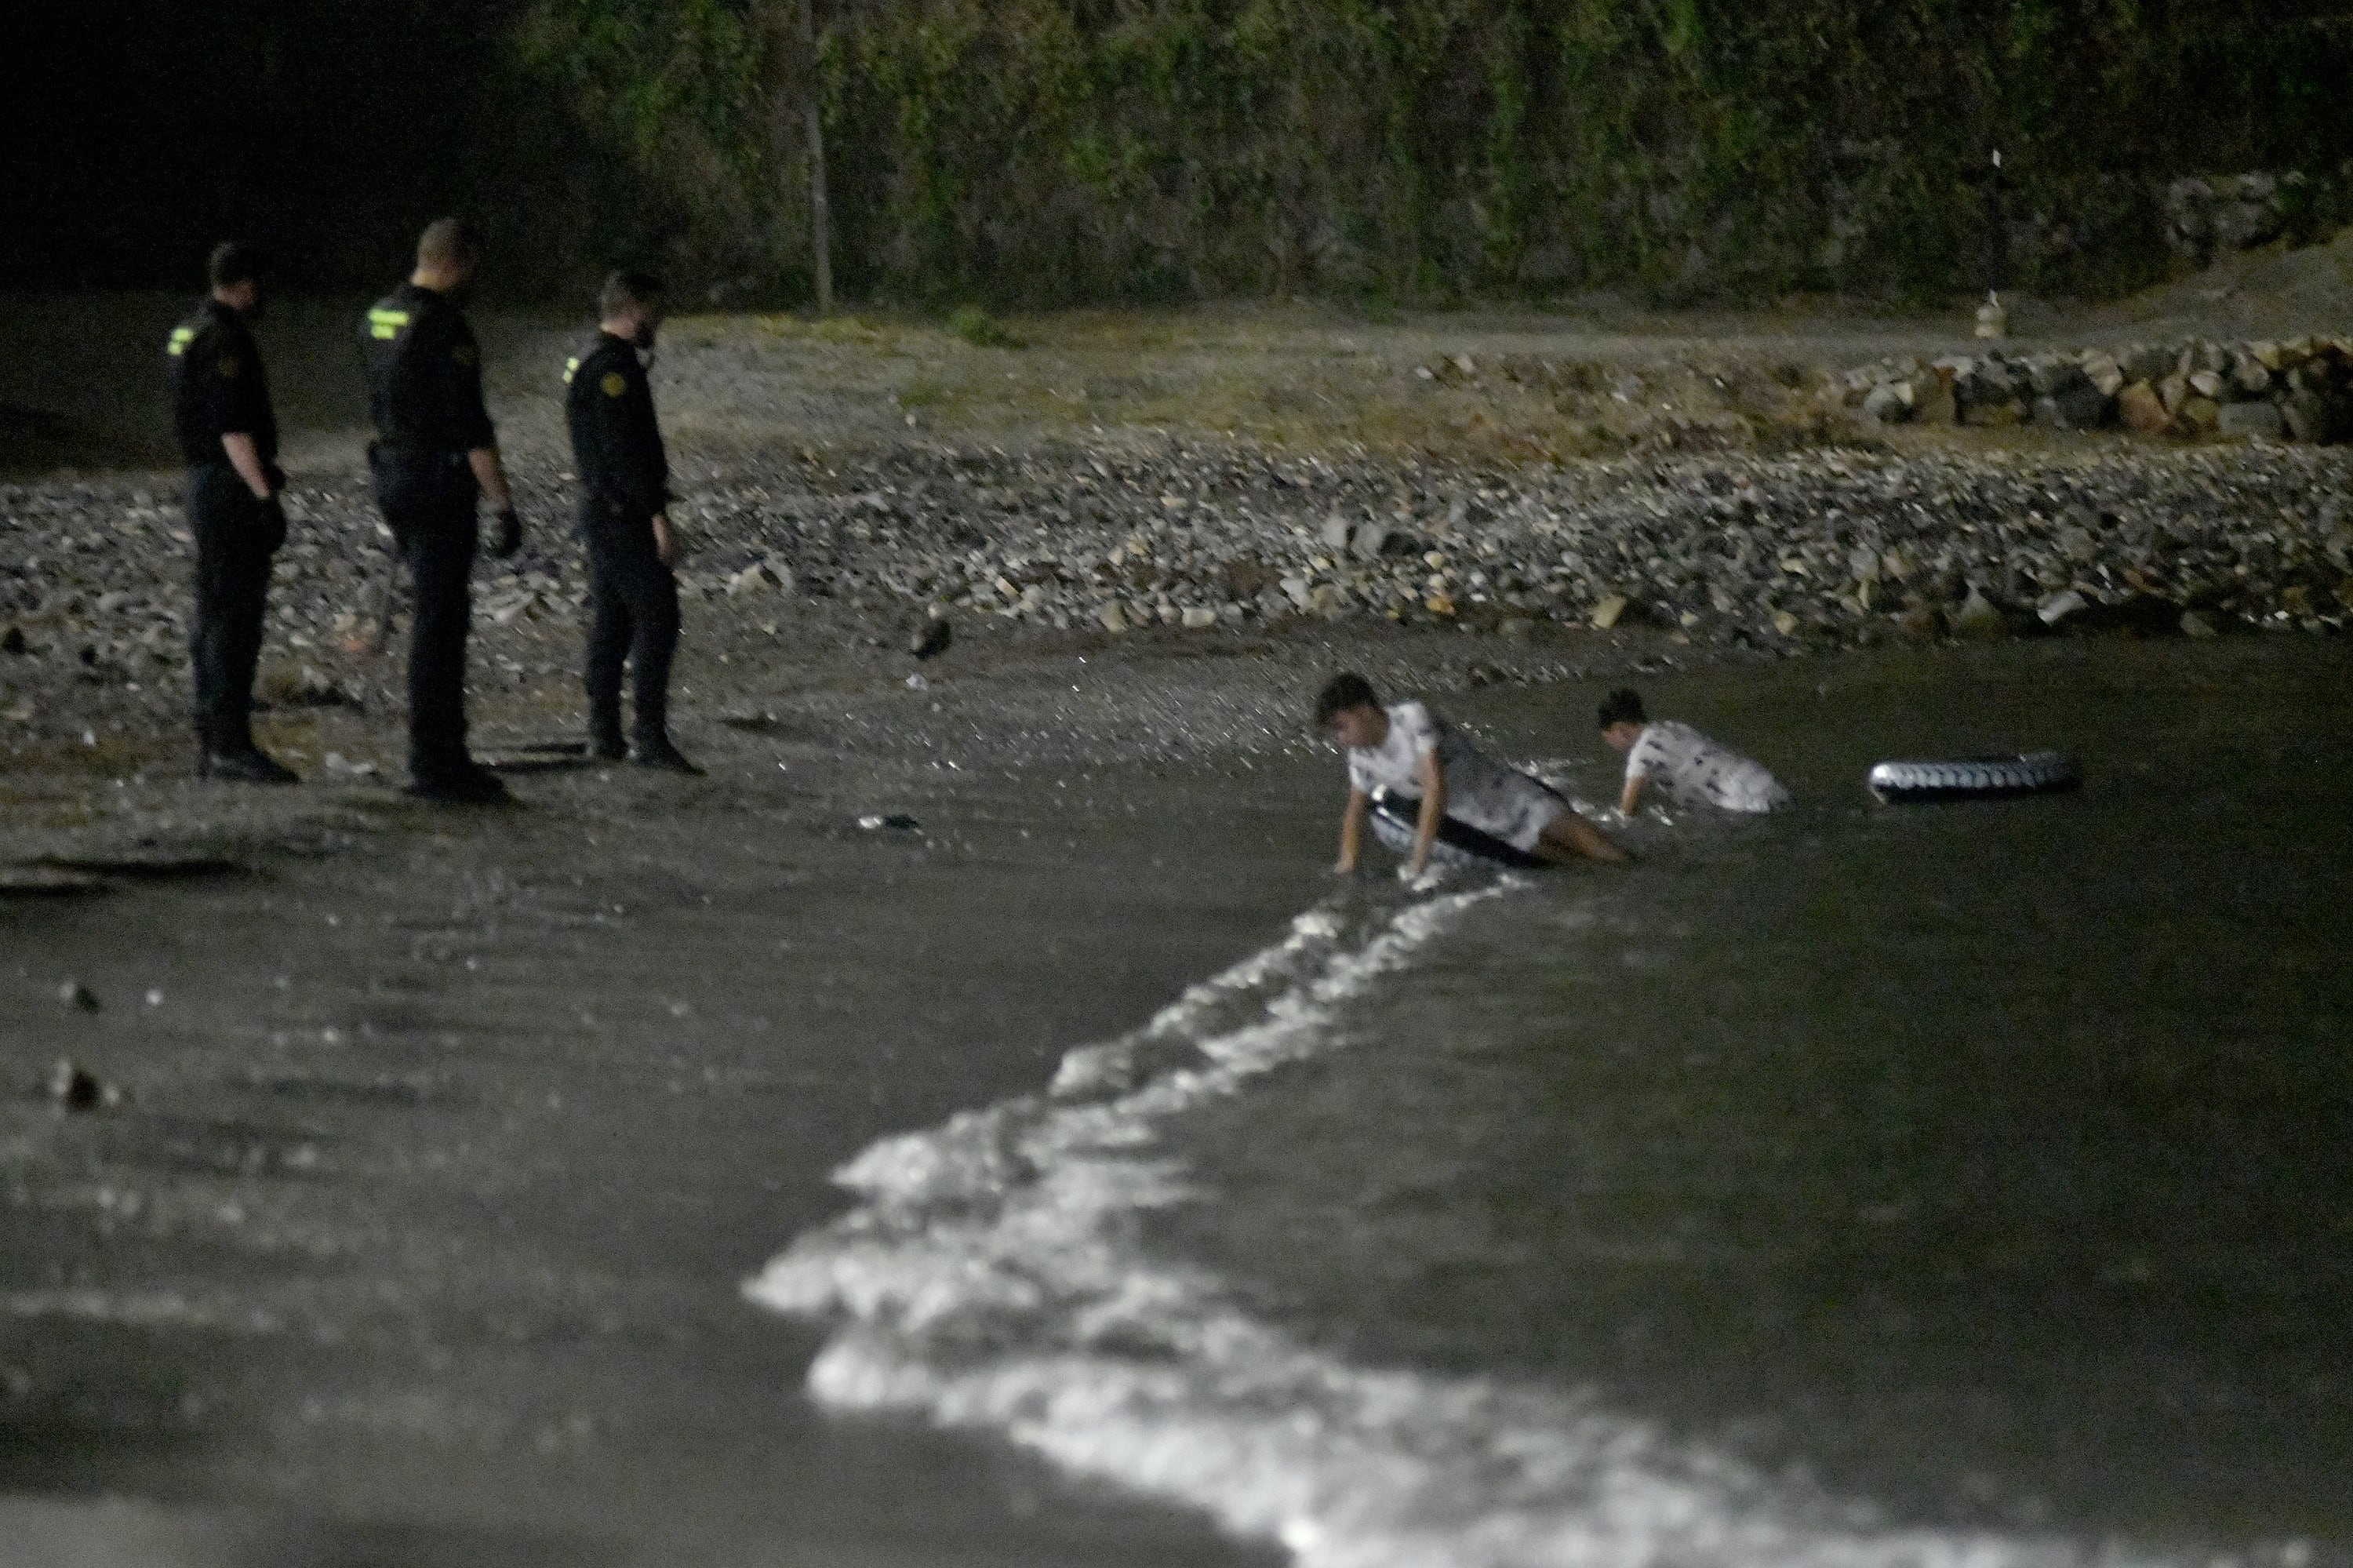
left=1598, top=687, right=1646, bottom=729
left=598, top=268, right=665, bottom=320
left=1314, top=672, right=1380, bottom=727
left=208, top=241, right=269, bottom=289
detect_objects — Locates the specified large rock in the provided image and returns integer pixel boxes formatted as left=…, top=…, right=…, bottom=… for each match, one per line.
left=1862, top=383, right=1915, bottom=424
left=1950, top=587, right=2009, bottom=639
left=2117, top=381, right=2171, bottom=433
left=2038, top=588, right=2091, bottom=628
left=2041, top=372, right=2114, bottom=431
left=2217, top=400, right=2286, bottom=440
left=2282, top=391, right=2348, bottom=444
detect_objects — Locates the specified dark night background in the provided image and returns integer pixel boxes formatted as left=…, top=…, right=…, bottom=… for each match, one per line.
left=1, top=2, right=619, bottom=296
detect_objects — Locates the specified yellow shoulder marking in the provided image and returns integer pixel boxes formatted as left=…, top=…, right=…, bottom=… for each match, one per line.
left=601, top=371, right=627, bottom=398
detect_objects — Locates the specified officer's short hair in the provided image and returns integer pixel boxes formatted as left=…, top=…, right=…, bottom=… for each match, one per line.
left=209, top=242, right=269, bottom=289
left=598, top=269, right=665, bottom=321
left=416, top=217, right=484, bottom=272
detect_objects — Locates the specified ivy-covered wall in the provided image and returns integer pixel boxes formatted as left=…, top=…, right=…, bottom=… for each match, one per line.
left=10, top=2, right=2348, bottom=303
left=520, top=0, right=2353, bottom=306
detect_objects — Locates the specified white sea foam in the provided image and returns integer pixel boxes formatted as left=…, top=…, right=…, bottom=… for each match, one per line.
left=747, top=890, right=2162, bottom=1568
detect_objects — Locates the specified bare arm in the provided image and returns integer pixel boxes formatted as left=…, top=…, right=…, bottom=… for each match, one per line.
left=1410, top=749, right=1446, bottom=875
left=1617, top=773, right=1646, bottom=817
left=467, top=446, right=513, bottom=511
left=652, top=512, right=678, bottom=567
left=220, top=432, right=275, bottom=499
left=1334, top=786, right=1368, bottom=875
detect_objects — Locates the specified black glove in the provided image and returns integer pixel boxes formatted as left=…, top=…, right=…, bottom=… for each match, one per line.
left=256, top=493, right=288, bottom=552
left=492, top=505, right=522, bottom=559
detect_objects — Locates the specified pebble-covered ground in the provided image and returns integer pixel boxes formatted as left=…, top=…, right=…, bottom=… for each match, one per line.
left=5, top=307, right=2351, bottom=780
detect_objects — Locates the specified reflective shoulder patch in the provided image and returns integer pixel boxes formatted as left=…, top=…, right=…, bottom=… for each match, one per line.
left=167, top=326, right=195, bottom=357
left=367, top=306, right=411, bottom=341
left=563, top=356, right=581, bottom=385
left=601, top=371, right=627, bottom=398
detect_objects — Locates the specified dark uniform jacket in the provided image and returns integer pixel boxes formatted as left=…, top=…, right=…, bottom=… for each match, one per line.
left=362, top=282, right=496, bottom=457
left=168, top=299, right=278, bottom=472
left=564, top=332, right=668, bottom=518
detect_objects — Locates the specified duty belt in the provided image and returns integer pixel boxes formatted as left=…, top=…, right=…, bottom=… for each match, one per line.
left=369, top=441, right=469, bottom=468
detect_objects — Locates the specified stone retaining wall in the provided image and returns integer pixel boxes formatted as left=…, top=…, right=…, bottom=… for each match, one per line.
left=1842, top=336, right=2353, bottom=444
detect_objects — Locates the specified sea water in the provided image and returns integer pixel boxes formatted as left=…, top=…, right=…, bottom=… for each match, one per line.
left=751, top=639, right=2353, bottom=1568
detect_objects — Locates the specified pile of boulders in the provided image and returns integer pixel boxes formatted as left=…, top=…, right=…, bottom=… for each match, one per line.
left=1842, top=337, right=2353, bottom=443
left=2166, top=173, right=2316, bottom=267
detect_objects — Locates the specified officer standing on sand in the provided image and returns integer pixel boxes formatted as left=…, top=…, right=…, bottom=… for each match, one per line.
left=169, top=241, right=298, bottom=783
left=362, top=217, right=523, bottom=802
left=565, top=270, right=697, bottom=772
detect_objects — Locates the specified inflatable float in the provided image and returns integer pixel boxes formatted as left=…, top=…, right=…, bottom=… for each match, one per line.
left=1366, top=788, right=1548, bottom=869
left=1867, top=751, right=2081, bottom=803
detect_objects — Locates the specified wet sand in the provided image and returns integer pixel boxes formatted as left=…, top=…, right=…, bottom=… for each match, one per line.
left=3, top=628, right=1431, bottom=1566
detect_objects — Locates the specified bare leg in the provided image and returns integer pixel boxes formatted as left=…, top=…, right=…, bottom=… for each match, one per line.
left=1532, top=809, right=1631, bottom=865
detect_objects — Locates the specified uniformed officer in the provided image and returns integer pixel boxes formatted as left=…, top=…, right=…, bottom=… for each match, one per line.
left=565, top=270, right=696, bottom=772
left=362, top=217, right=524, bottom=802
left=169, top=240, right=297, bottom=783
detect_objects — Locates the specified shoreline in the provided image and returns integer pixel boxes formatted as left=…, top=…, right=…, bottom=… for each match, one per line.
left=8, top=293, right=2353, bottom=1566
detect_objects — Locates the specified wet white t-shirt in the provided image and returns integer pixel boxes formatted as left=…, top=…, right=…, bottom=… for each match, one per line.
left=1625, top=719, right=1787, bottom=813
left=1347, top=701, right=1564, bottom=850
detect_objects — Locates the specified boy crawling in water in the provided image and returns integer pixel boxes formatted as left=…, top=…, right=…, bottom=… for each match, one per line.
left=1598, top=687, right=1788, bottom=817
left=1318, top=673, right=1627, bottom=878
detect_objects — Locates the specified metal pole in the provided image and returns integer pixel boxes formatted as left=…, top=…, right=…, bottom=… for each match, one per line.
left=805, top=0, right=833, bottom=315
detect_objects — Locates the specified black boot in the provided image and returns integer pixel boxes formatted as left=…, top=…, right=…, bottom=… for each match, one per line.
left=405, top=757, right=511, bottom=804
left=589, top=704, right=627, bottom=762
left=205, top=748, right=301, bottom=784
left=198, top=715, right=299, bottom=784
left=630, top=735, right=702, bottom=775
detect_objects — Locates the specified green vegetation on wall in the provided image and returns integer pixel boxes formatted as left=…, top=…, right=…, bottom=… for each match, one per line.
left=520, top=1, right=2353, bottom=307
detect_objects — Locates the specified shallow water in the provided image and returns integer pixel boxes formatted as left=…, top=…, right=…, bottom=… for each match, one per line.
left=758, top=638, right=2353, bottom=1567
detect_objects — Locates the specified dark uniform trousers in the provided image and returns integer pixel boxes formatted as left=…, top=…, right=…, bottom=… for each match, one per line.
left=187, top=464, right=275, bottom=754
left=580, top=497, right=679, bottom=748
left=372, top=449, right=480, bottom=774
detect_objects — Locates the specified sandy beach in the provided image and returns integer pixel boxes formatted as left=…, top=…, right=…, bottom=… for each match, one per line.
left=8, top=289, right=2353, bottom=1566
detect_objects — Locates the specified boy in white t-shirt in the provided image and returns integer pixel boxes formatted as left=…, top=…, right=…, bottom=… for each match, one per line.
left=1598, top=687, right=1788, bottom=816
left=1316, top=672, right=1627, bottom=878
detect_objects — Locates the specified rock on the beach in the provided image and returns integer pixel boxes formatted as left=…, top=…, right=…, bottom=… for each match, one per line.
left=1897, top=602, right=1945, bottom=642
left=47, top=1057, right=119, bottom=1111
left=1590, top=595, right=1631, bottom=630
left=1180, top=606, right=1217, bottom=630
left=2043, top=376, right=2114, bottom=431
left=2038, top=589, right=2090, bottom=628
left=1095, top=602, right=1129, bottom=633
left=2118, top=381, right=2171, bottom=433
left=2218, top=401, right=2286, bottom=440
left=2180, top=609, right=2220, bottom=638
left=907, top=611, right=953, bottom=660
left=1862, top=384, right=1914, bottom=424
left=1950, top=588, right=2009, bottom=639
